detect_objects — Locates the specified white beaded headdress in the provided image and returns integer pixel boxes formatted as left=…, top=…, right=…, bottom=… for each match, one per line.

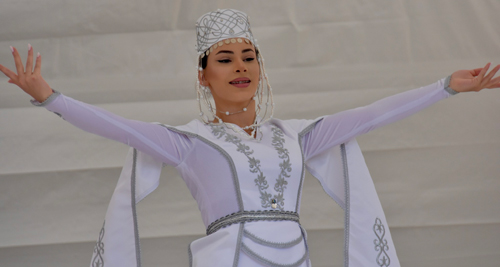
left=195, top=9, right=274, bottom=136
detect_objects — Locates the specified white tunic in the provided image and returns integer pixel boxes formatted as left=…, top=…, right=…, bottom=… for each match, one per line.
left=35, top=77, right=456, bottom=266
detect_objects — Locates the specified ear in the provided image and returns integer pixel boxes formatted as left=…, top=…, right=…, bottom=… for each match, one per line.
left=198, top=70, right=209, bottom=87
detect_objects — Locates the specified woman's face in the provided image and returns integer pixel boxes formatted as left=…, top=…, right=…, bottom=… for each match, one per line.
left=200, top=40, right=260, bottom=111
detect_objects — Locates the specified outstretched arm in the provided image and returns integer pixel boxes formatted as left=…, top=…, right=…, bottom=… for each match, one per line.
left=302, top=63, right=500, bottom=160
left=0, top=45, right=191, bottom=166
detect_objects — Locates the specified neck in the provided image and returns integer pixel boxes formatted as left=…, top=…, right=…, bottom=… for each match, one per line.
left=213, top=99, right=257, bottom=134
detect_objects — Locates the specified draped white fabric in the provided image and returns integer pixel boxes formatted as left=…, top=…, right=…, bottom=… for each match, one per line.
left=1, top=1, right=499, bottom=266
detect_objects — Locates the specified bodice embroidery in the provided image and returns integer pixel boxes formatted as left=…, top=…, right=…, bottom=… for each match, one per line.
left=210, top=124, right=292, bottom=210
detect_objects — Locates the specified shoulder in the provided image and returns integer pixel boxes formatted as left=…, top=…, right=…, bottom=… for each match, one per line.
left=155, top=119, right=203, bottom=137
left=270, top=117, right=324, bottom=136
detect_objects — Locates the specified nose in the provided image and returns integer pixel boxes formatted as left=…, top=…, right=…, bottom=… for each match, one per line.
left=234, top=58, right=247, bottom=73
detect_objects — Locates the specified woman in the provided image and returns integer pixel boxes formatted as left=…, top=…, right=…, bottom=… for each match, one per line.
left=1, top=9, right=499, bottom=267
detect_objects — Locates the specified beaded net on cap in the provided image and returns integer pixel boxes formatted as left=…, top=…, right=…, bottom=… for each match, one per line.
left=195, top=9, right=274, bottom=138
left=196, top=9, right=256, bottom=55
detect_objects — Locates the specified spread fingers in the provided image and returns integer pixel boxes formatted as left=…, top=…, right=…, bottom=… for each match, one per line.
left=486, top=76, right=500, bottom=89
left=481, top=64, right=500, bottom=88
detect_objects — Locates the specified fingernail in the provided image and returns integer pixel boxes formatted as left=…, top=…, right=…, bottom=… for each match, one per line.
left=28, top=43, right=32, bottom=51
left=37, top=52, right=40, bottom=58
left=10, top=46, right=14, bottom=53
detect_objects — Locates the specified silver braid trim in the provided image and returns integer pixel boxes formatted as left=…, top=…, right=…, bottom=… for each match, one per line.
left=243, top=229, right=303, bottom=248
left=206, top=210, right=300, bottom=236
left=444, top=75, right=459, bottom=95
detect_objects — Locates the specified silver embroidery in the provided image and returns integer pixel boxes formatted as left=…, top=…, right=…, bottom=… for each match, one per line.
left=373, top=218, right=391, bottom=267
left=210, top=125, right=292, bottom=210
left=271, top=127, right=292, bottom=210
left=91, top=221, right=105, bottom=267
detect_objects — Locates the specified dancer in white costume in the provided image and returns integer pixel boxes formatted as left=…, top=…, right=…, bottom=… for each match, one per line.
left=1, top=8, right=500, bottom=267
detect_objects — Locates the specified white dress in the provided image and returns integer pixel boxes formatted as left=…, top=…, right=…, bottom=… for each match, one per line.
left=34, top=77, right=457, bottom=266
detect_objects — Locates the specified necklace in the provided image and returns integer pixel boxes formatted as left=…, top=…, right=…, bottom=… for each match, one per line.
left=216, top=97, right=254, bottom=116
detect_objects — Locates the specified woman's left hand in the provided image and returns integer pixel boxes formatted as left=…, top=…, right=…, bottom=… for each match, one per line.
left=449, top=63, right=500, bottom=93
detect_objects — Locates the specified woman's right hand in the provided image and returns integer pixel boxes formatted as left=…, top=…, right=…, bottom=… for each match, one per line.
left=0, top=45, right=53, bottom=103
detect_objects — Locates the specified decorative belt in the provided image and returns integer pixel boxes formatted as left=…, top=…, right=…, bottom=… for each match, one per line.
left=206, top=210, right=300, bottom=235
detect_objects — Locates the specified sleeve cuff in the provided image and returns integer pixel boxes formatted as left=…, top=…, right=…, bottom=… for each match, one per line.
left=30, top=90, right=61, bottom=107
left=443, top=75, right=459, bottom=96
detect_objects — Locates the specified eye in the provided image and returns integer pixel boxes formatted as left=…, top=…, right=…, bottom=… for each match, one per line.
left=217, top=59, right=231, bottom=63
left=244, top=57, right=255, bottom=62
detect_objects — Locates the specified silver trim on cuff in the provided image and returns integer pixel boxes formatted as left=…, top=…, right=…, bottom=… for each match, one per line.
left=444, top=75, right=459, bottom=95
left=30, top=90, right=61, bottom=107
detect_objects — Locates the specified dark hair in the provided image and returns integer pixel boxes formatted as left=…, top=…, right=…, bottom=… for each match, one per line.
left=199, top=48, right=260, bottom=69
left=200, top=54, right=209, bottom=69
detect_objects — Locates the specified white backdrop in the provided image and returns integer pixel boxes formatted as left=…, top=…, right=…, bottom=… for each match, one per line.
left=1, top=1, right=499, bottom=266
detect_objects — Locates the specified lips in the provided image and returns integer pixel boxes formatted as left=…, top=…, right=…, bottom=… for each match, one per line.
left=230, top=80, right=250, bottom=84
left=229, top=77, right=251, bottom=88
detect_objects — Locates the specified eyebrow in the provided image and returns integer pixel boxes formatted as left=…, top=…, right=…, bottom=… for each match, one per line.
left=216, top=48, right=255, bottom=55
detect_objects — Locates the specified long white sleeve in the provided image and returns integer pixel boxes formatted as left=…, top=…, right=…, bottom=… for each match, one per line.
left=37, top=93, right=193, bottom=166
left=302, top=77, right=457, bottom=160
